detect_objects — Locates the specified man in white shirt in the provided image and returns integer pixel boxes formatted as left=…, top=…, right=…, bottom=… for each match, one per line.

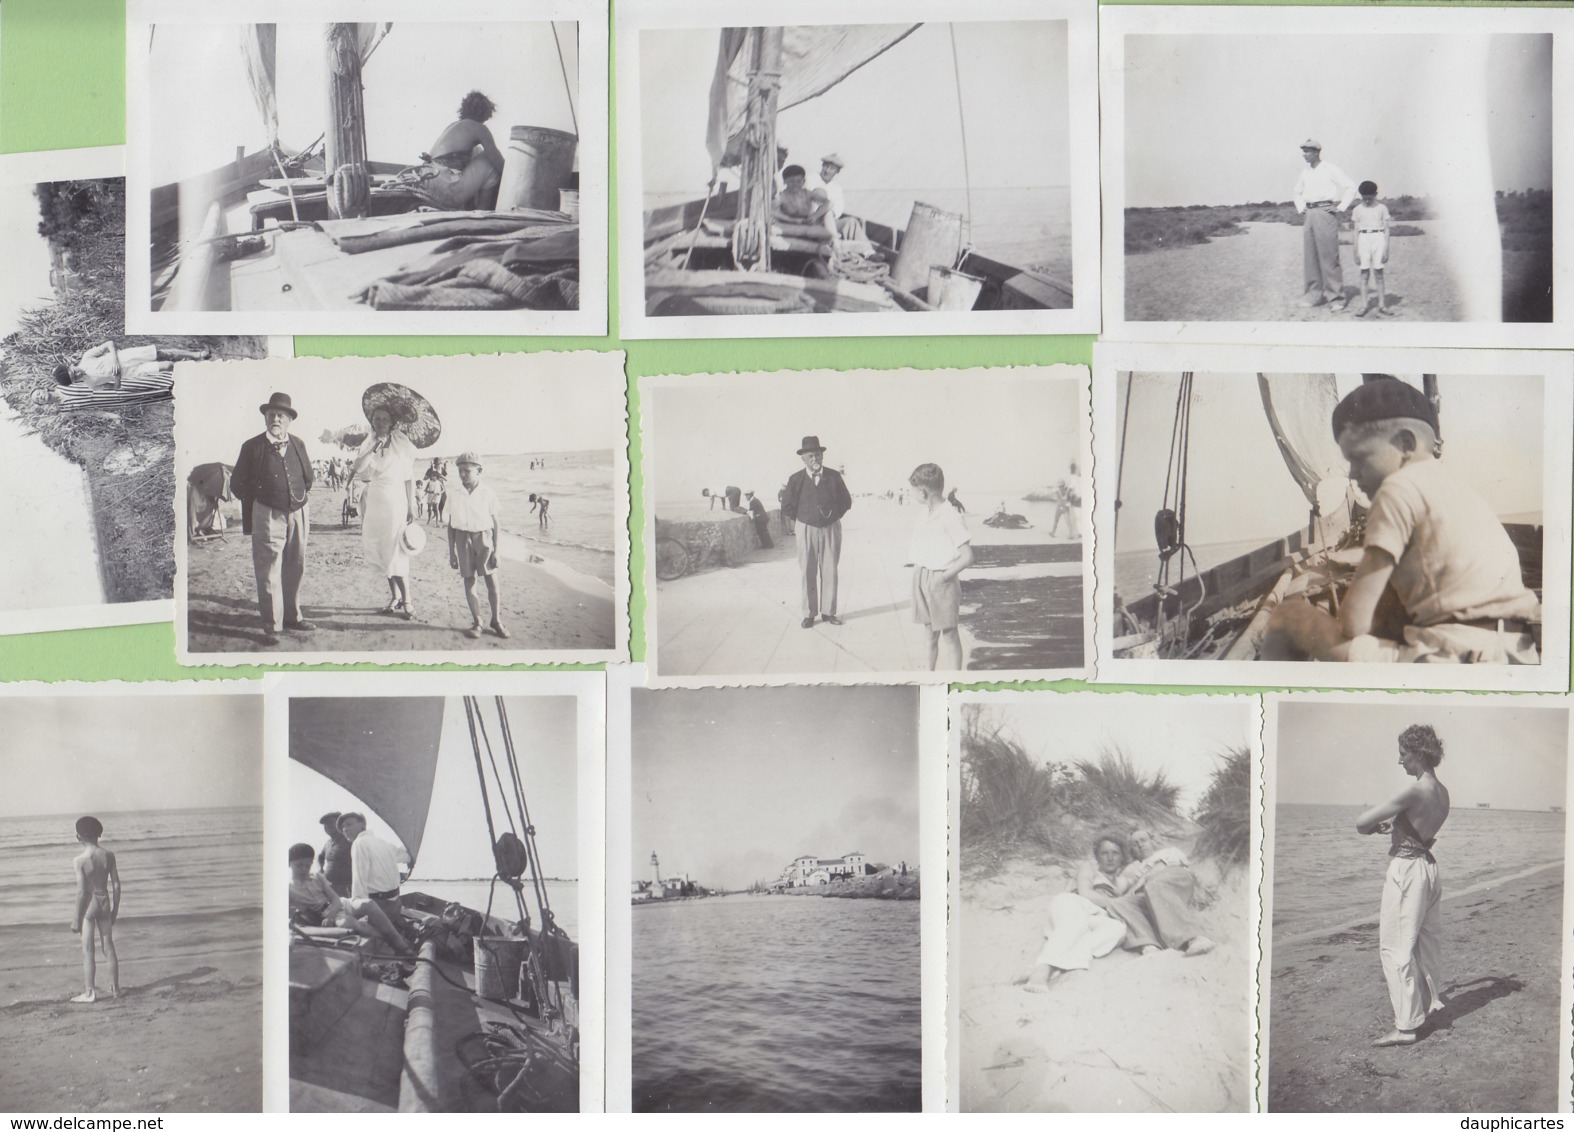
left=1293, top=139, right=1357, bottom=311
left=811, top=154, right=863, bottom=247
left=339, top=812, right=412, bottom=939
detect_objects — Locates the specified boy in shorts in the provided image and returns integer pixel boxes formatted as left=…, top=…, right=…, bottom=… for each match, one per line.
left=445, top=452, right=509, bottom=640
left=1267, top=379, right=1540, bottom=663
left=908, top=463, right=974, bottom=670
left=1350, top=181, right=1394, bottom=318
left=70, top=816, right=120, bottom=1003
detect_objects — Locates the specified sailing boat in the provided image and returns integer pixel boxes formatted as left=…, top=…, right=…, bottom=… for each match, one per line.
left=148, top=22, right=580, bottom=315
left=1110, top=373, right=1543, bottom=662
left=643, top=24, right=1073, bottom=316
left=288, top=696, right=578, bottom=1112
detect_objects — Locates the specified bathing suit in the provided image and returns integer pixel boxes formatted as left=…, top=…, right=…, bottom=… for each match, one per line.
left=1389, top=811, right=1437, bottom=863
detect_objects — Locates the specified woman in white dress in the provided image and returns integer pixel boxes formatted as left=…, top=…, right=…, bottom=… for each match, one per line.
left=1018, top=832, right=1131, bottom=992
left=352, top=407, right=420, bottom=619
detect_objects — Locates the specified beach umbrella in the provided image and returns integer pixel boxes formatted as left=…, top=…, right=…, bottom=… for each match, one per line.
left=361, top=382, right=442, bottom=450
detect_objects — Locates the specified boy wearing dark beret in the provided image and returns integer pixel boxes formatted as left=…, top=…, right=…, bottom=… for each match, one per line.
left=1269, top=378, right=1539, bottom=663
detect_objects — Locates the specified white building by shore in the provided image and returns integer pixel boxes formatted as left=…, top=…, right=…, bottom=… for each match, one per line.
left=775, top=851, right=869, bottom=889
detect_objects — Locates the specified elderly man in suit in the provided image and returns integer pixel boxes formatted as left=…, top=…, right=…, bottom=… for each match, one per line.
left=780, top=435, right=852, bottom=629
left=231, top=392, right=315, bottom=646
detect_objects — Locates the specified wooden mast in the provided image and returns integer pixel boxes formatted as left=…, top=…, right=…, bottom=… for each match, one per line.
left=733, top=27, right=783, bottom=273
left=325, top=23, right=370, bottom=219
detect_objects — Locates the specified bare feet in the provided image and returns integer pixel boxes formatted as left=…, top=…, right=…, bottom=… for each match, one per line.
left=1184, top=936, right=1217, bottom=957
left=1139, top=945, right=1162, bottom=956
left=1373, top=1029, right=1418, bottom=1047
left=70, top=989, right=98, bottom=1004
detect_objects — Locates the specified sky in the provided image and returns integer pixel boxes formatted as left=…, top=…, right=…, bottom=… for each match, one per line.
left=639, top=21, right=1070, bottom=209
left=1112, top=371, right=1545, bottom=558
left=968, top=695, right=1255, bottom=813
left=177, top=355, right=621, bottom=467
left=289, top=695, right=579, bottom=881
left=631, top=685, right=920, bottom=891
left=0, top=694, right=261, bottom=817
left=0, top=182, right=57, bottom=339
left=651, top=371, right=1080, bottom=506
left=149, top=21, right=580, bottom=186
left=1124, top=33, right=1551, bottom=207
left=1275, top=700, right=1567, bottom=810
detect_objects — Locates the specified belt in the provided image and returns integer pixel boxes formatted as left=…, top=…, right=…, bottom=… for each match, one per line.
left=1358, top=229, right=1385, bottom=234
left=1306, top=200, right=1335, bottom=208
left=369, top=887, right=401, bottom=901
left=1452, top=617, right=1534, bottom=634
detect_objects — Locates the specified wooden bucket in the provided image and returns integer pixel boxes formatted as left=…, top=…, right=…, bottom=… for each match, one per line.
left=890, top=201, right=964, bottom=293
left=497, top=126, right=578, bottom=212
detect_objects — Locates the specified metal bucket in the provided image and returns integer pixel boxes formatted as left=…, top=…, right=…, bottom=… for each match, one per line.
left=497, top=126, right=578, bottom=212
left=473, top=936, right=527, bottom=1000
left=927, top=265, right=984, bottom=311
left=890, top=201, right=964, bottom=293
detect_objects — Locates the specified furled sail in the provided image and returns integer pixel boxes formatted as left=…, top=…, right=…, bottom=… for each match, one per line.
left=238, top=22, right=392, bottom=149
left=290, top=697, right=445, bottom=864
left=1257, top=373, right=1346, bottom=511
left=706, top=24, right=922, bottom=169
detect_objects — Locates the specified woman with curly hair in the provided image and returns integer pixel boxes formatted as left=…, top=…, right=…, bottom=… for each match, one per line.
left=1016, top=831, right=1133, bottom=992
left=1356, top=723, right=1451, bottom=1047
left=398, top=90, right=505, bottom=210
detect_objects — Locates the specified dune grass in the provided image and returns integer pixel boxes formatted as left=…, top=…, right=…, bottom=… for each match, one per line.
left=1190, top=746, right=1252, bottom=868
left=960, top=706, right=1191, bottom=874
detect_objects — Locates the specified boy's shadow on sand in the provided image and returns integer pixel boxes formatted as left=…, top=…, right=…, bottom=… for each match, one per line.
left=1417, top=975, right=1524, bottom=1040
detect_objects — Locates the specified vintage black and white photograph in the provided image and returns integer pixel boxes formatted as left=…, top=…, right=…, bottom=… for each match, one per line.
left=617, top=683, right=933, bottom=1112
left=1093, top=343, right=1573, bottom=691
left=640, top=366, right=1092, bottom=686
left=616, top=0, right=1099, bottom=339
left=0, top=147, right=283, bottom=637
left=0, top=683, right=262, bottom=1113
left=1101, top=6, right=1572, bottom=348
left=950, top=691, right=1258, bottom=1113
left=269, top=671, right=603, bottom=1113
left=1262, top=693, right=1573, bottom=1112
left=126, top=0, right=608, bottom=337
left=172, top=352, right=627, bottom=666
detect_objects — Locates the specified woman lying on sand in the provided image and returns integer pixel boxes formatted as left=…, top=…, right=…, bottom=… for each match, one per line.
left=1356, top=724, right=1450, bottom=1048
left=1017, top=829, right=1216, bottom=991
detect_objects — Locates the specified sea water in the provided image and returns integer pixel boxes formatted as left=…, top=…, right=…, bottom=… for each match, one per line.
left=1272, top=804, right=1565, bottom=941
left=407, top=878, right=579, bottom=941
left=632, top=896, right=921, bottom=1112
left=0, top=807, right=262, bottom=927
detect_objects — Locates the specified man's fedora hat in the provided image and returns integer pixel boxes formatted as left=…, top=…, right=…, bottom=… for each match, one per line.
left=259, top=392, right=298, bottom=419
left=797, top=435, right=827, bottom=454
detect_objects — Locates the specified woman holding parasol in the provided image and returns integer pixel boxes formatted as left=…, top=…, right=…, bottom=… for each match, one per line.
left=351, top=383, right=441, bottom=620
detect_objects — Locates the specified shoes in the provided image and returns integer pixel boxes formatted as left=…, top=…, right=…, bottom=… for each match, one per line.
left=1327, top=297, right=1348, bottom=313
left=261, top=629, right=281, bottom=646
left=1184, top=936, right=1216, bottom=957
left=401, top=603, right=415, bottom=622
left=1376, top=306, right=1396, bottom=318
left=801, top=617, right=816, bottom=629
left=380, top=598, right=402, bottom=616
left=284, top=619, right=316, bottom=632
left=489, top=620, right=511, bottom=639
left=1298, top=292, right=1325, bottom=308
left=821, top=614, right=844, bottom=626
left=464, top=624, right=482, bottom=639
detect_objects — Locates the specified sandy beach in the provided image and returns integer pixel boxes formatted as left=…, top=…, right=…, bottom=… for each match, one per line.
left=0, top=908, right=262, bottom=1113
left=653, top=497, right=1083, bottom=677
left=958, top=856, right=1253, bottom=1112
left=183, top=486, right=614, bottom=653
left=1126, top=218, right=1508, bottom=323
left=1267, top=862, right=1563, bottom=1112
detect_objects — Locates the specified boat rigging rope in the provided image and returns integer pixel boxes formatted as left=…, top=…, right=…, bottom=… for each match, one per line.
left=551, top=22, right=580, bottom=137
left=1115, top=375, right=1134, bottom=544
left=947, top=24, right=975, bottom=269
left=1154, top=372, right=1205, bottom=652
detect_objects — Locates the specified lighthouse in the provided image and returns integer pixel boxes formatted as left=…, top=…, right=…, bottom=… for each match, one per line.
left=650, top=850, right=661, bottom=890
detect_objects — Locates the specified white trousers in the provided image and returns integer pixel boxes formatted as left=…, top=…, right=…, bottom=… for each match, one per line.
left=1379, top=855, right=1445, bottom=1031
left=1035, top=891, right=1126, bottom=972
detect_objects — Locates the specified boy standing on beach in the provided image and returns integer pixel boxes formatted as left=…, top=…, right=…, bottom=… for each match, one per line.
left=445, top=452, right=509, bottom=640
left=70, top=816, right=120, bottom=1003
left=1267, top=379, right=1540, bottom=663
left=908, top=463, right=974, bottom=670
left=1351, top=181, right=1395, bottom=318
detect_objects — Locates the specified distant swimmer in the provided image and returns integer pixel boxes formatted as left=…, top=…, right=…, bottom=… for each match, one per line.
left=70, top=816, right=120, bottom=1003
left=1356, top=724, right=1451, bottom=1048
left=529, top=492, right=551, bottom=529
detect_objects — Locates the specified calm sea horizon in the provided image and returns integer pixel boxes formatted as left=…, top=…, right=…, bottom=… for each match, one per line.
left=1272, top=803, right=1564, bottom=941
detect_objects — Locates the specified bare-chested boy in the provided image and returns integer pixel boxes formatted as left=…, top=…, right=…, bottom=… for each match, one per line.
left=70, top=815, right=120, bottom=1003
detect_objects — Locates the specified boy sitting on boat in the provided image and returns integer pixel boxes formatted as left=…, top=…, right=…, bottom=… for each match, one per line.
left=288, top=843, right=415, bottom=958
left=773, top=164, right=828, bottom=227
left=1266, top=379, right=1540, bottom=663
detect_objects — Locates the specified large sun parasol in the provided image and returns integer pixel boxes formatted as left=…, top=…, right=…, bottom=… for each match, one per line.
left=361, top=382, right=442, bottom=450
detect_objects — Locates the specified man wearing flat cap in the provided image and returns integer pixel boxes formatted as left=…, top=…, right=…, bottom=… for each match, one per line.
left=811, top=154, right=864, bottom=247
left=781, top=436, right=853, bottom=629
left=231, top=392, right=315, bottom=645
left=1293, top=138, right=1357, bottom=311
